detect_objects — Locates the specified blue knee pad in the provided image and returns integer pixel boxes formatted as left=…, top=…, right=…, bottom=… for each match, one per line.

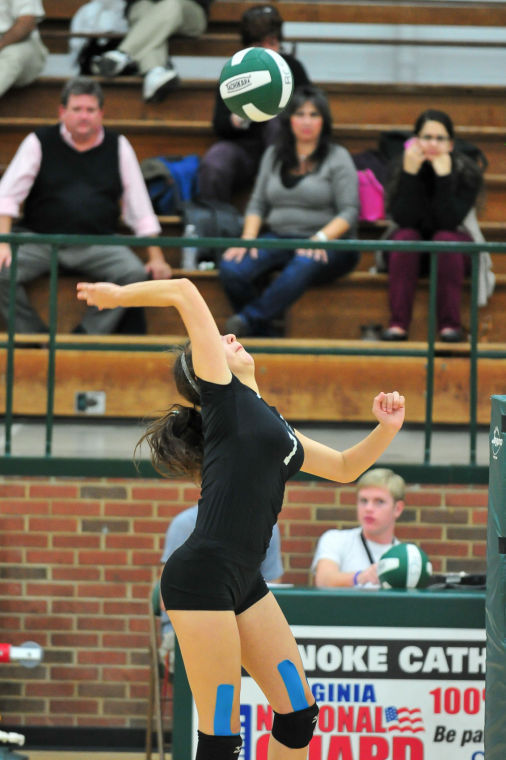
left=196, top=730, right=242, bottom=760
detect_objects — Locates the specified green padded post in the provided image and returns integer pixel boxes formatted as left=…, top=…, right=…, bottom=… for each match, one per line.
left=151, top=582, right=161, bottom=617
left=485, top=395, right=506, bottom=758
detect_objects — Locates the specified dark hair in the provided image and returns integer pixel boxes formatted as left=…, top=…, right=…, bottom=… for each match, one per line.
left=60, top=77, right=104, bottom=108
left=240, top=4, right=283, bottom=46
left=413, top=109, right=455, bottom=139
left=386, top=108, right=483, bottom=212
left=135, top=343, right=204, bottom=480
left=275, top=85, right=333, bottom=171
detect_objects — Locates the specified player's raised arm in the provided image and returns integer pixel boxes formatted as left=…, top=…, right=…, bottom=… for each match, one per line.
left=76, top=279, right=231, bottom=386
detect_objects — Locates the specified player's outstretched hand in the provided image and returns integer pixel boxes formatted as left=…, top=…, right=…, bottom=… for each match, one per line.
left=372, top=391, right=405, bottom=431
left=76, top=282, right=121, bottom=310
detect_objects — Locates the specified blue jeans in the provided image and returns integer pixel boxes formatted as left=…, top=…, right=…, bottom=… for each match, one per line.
left=219, top=234, right=360, bottom=335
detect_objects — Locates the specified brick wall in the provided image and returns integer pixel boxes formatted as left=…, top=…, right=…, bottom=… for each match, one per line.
left=0, top=476, right=488, bottom=729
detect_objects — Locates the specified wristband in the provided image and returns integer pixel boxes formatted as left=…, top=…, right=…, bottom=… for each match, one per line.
left=314, top=230, right=328, bottom=242
left=353, top=570, right=362, bottom=586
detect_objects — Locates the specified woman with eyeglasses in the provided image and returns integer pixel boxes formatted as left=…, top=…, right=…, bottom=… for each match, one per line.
left=381, top=109, right=485, bottom=342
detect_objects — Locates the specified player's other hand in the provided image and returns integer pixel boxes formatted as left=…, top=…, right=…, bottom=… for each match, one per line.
left=373, top=391, right=405, bottom=431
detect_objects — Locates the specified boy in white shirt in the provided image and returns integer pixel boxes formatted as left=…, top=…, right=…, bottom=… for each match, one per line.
left=312, top=468, right=405, bottom=588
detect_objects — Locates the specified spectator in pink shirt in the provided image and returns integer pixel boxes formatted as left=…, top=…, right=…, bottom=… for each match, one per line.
left=0, top=76, right=171, bottom=334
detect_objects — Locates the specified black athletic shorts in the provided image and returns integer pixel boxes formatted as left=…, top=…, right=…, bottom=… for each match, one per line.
left=160, top=531, right=270, bottom=614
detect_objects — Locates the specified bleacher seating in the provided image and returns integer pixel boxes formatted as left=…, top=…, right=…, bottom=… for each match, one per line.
left=1, top=0, right=505, bottom=423
left=2, top=327, right=503, bottom=425
left=41, top=0, right=506, bottom=28
left=38, top=1, right=506, bottom=55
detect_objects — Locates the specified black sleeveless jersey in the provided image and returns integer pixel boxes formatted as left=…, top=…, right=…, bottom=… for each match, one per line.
left=194, top=374, right=304, bottom=565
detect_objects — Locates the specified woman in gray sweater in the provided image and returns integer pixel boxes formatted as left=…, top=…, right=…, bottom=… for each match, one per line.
left=220, top=85, right=360, bottom=337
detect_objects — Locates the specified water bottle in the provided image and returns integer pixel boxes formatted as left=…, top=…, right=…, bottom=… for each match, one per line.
left=181, top=223, right=199, bottom=270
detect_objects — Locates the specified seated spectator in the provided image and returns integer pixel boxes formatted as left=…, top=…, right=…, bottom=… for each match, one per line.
left=158, top=504, right=283, bottom=669
left=220, top=85, right=360, bottom=338
left=198, top=3, right=310, bottom=204
left=69, top=0, right=129, bottom=75
left=95, top=0, right=212, bottom=102
left=0, top=0, right=48, bottom=98
left=0, top=76, right=171, bottom=334
left=381, top=109, right=486, bottom=343
left=312, top=468, right=405, bottom=588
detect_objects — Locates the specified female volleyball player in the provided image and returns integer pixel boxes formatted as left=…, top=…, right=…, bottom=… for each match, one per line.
left=77, top=277, right=405, bottom=760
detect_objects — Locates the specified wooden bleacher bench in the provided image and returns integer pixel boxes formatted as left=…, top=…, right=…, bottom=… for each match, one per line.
left=37, top=0, right=506, bottom=64
left=1, top=326, right=504, bottom=424
left=39, top=20, right=505, bottom=56
left=39, top=29, right=240, bottom=57
left=1, top=113, right=505, bottom=173
left=2, top=84, right=505, bottom=166
left=3, top=243, right=504, bottom=426
left=210, top=0, right=506, bottom=27
left=42, top=0, right=506, bottom=28
left=158, top=215, right=506, bottom=245
left=4, top=267, right=505, bottom=341
left=6, top=72, right=505, bottom=130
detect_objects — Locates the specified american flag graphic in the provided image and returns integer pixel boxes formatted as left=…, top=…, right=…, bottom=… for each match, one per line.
left=384, top=706, right=425, bottom=733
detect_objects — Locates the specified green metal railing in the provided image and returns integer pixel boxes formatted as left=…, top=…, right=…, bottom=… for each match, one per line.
left=1, top=231, right=506, bottom=481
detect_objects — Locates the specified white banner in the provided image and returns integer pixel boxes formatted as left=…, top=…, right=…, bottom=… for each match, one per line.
left=192, top=625, right=485, bottom=760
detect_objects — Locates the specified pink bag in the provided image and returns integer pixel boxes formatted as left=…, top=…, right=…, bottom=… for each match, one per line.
left=357, top=168, right=385, bottom=221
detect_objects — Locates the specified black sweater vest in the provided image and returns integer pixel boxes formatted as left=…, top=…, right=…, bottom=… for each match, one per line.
left=23, top=125, right=122, bottom=234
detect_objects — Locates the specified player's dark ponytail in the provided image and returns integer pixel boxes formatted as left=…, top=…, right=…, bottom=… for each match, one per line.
left=135, top=343, right=204, bottom=480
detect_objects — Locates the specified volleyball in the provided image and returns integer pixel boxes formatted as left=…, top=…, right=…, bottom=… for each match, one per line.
left=378, top=543, right=433, bottom=589
left=219, top=47, right=294, bottom=122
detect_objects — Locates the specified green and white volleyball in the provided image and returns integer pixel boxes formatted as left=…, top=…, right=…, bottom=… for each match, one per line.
left=219, top=47, right=294, bottom=122
left=378, top=543, right=433, bottom=589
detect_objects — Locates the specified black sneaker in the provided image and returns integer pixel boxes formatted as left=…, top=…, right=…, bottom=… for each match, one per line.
left=225, top=314, right=251, bottom=337
left=97, top=50, right=134, bottom=77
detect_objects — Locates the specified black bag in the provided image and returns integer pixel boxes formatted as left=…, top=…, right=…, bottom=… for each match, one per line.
left=352, top=149, right=390, bottom=187
left=427, top=573, right=486, bottom=591
left=181, top=199, right=243, bottom=264
left=78, top=38, right=135, bottom=76
left=454, top=139, right=488, bottom=172
left=378, top=130, right=411, bottom=162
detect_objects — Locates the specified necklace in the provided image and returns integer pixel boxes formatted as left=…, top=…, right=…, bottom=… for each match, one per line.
left=360, top=531, right=395, bottom=564
left=297, top=152, right=315, bottom=166
left=295, top=153, right=313, bottom=176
